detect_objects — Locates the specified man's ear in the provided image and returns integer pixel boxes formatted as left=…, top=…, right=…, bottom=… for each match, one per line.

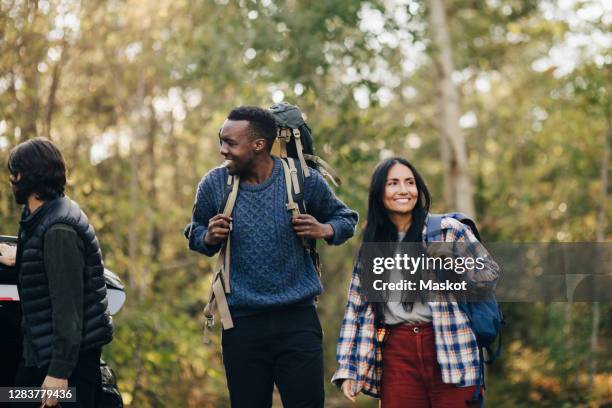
left=253, top=138, right=267, bottom=153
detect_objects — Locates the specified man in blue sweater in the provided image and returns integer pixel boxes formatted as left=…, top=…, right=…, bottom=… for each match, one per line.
left=186, top=106, right=357, bottom=408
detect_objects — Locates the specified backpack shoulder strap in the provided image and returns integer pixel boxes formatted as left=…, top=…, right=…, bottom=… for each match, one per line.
left=290, top=127, right=310, bottom=178
left=202, top=172, right=240, bottom=344
left=220, top=174, right=239, bottom=290
left=289, top=157, right=306, bottom=214
left=280, top=157, right=322, bottom=278
left=220, top=174, right=239, bottom=215
left=280, top=157, right=306, bottom=215
left=187, top=171, right=239, bottom=241
left=425, top=213, right=445, bottom=242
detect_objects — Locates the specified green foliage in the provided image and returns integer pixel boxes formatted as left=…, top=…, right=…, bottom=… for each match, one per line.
left=0, top=0, right=610, bottom=406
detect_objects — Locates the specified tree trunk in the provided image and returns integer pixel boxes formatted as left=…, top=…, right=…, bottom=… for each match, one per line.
left=141, top=103, right=161, bottom=298
left=128, top=136, right=140, bottom=297
left=589, top=107, right=610, bottom=393
left=167, top=115, right=179, bottom=199
left=427, top=0, right=475, bottom=217
left=16, top=0, right=43, bottom=139
left=43, top=40, right=68, bottom=139
left=127, top=77, right=146, bottom=300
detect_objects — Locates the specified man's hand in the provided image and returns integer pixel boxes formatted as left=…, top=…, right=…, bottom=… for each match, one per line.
left=204, top=214, right=232, bottom=246
left=341, top=379, right=358, bottom=402
left=291, top=215, right=334, bottom=240
left=0, top=243, right=16, bottom=266
left=41, top=375, right=68, bottom=407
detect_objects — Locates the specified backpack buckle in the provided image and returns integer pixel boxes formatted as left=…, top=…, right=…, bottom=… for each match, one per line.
left=286, top=202, right=299, bottom=211
left=278, top=128, right=291, bottom=142
left=205, top=315, right=214, bottom=328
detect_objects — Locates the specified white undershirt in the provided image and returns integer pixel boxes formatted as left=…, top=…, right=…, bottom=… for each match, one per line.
left=383, top=232, right=433, bottom=325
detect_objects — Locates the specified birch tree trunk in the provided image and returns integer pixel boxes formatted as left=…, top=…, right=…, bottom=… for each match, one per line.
left=142, top=103, right=161, bottom=296
left=128, top=77, right=146, bottom=300
left=427, top=0, right=475, bottom=217
left=589, top=107, right=610, bottom=393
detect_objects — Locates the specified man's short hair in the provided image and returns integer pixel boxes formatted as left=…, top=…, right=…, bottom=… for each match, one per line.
left=227, top=106, right=278, bottom=151
left=8, top=137, right=67, bottom=201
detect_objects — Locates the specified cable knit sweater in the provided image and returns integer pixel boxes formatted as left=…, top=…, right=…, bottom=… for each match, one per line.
left=186, top=157, right=358, bottom=315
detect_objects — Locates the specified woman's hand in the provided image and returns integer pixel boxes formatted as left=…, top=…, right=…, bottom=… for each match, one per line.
left=0, top=243, right=16, bottom=266
left=341, top=379, right=358, bottom=402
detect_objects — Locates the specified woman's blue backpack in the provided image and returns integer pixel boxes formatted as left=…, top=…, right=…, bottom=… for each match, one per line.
left=425, top=213, right=504, bottom=406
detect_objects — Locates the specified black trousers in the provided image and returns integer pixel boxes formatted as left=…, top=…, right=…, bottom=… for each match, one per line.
left=0, top=301, right=22, bottom=389
left=222, top=305, right=324, bottom=408
left=12, top=349, right=101, bottom=408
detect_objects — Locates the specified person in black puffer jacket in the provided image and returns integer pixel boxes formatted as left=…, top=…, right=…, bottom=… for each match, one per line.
left=5, top=137, right=113, bottom=408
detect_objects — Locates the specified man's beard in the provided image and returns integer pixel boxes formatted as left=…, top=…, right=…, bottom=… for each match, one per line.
left=11, top=182, right=30, bottom=205
left=224, top=156, right=253, bottom=176
left=224, top=159, right=239, bottom=175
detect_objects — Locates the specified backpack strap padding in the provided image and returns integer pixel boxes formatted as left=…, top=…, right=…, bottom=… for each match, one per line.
left=219, top=174, right=234, bottom=213
left=281, top=158, right=321, bottom=278
left=287, top=157, right=307, bottom=214
left=275, top=127, right=291, bottom=158
left=221, top=175, right=240, bottom=292
left=291, top=128, right=310, bottom=178
left=287, top=156, right=301, bottom=195
left=280, top=158, right=301, bottom=216
left=202, top=173, right=239, bottom=344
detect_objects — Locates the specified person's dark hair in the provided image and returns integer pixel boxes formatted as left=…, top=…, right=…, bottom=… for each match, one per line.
left=227, top=106, right=278, bottom=151
left=361, top=157, right=431, bottom=323
left=7, top=137, right=67, bottom=201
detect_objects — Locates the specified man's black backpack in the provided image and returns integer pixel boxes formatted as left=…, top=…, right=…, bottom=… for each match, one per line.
left=98, top=271, right=125, bottom=408
left=268, top=102, right=341, bottom=187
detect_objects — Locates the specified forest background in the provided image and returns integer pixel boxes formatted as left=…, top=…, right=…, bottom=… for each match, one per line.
left=0, top=0, right=610, bottom=406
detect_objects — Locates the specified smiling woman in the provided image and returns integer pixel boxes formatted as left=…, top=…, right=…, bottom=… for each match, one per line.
left=332, top=157, right=500, bottom=408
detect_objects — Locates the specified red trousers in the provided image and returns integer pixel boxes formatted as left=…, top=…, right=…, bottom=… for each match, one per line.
left=381, top=322, right=479, bottom=408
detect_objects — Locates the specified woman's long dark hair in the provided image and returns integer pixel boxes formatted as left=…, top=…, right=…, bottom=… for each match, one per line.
left=361, top=157, right=431, bottom=324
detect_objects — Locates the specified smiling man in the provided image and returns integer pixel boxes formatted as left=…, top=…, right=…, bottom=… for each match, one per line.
left=185, top=106, right=358, bottom=408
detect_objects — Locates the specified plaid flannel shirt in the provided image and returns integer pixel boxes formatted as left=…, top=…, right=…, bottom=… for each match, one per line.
left=331, top=216, right=500, bottom=398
